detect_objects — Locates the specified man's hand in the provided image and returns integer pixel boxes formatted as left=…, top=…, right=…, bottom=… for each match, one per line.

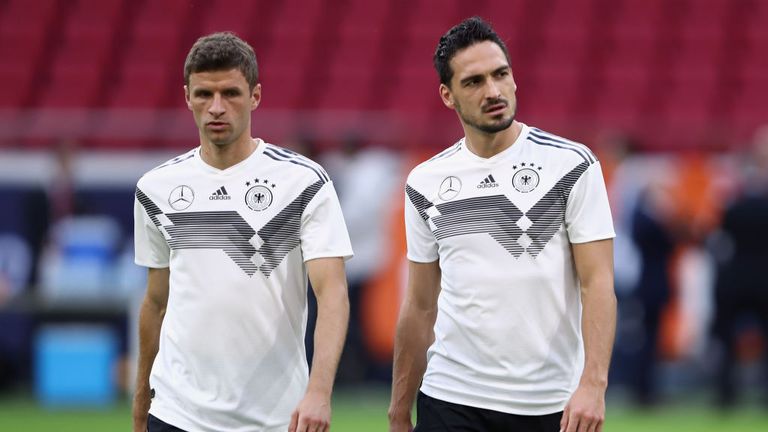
left=132, top=387, right=151, bottom=432
left=560, top=382, right=606, bottom=432
left=387, top=409, right=414, bottom=432
left=288, top=390, right=331, bottom=432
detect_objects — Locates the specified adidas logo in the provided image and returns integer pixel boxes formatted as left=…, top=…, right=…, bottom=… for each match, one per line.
left=209, top=186, right=232, bottom=200
left=477, top=174, right=499, bottom=189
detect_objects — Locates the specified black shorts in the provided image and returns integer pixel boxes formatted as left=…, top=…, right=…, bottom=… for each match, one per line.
left=147, top=414, right=187, bottom=432
left=414, top=391, right=562, bottom=432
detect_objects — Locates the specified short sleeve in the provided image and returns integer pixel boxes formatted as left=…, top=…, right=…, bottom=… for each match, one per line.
left=134, top=192, right=170, bottom=268
left=300, top=181, right=354, bottom=261
left=404, top=184, right=439, bottom=262
left=565, top=161, right=616, bottom=243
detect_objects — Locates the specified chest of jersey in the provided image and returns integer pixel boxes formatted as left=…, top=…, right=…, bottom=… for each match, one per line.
left=412, top=157, right=589, bottom=260
left=148, top=172, right=323, bottom=278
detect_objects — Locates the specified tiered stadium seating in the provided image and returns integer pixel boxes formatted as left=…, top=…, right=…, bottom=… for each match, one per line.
left=0, top=0, right=765, bottom=149
left=0, top=0, right=59, bottom=108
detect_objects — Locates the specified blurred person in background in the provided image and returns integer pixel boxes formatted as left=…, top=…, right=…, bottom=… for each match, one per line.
left=322, top=131, right=402, bottom=382
left=47, top=139, right=78, bottom=223
left=710, top=126, right=768, bottom=408
left=132, top=32, right=352, bottom=432
left=627, top=177, right=678, bottom=406
left=389, top=17, right=616, bottom=432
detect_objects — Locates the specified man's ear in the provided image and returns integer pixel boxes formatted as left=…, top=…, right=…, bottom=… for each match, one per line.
left=184, top=85, right=192, bottom=110
left=251, top=83, right=262, bottom=110
left=440, top=83, right=455, bottom=109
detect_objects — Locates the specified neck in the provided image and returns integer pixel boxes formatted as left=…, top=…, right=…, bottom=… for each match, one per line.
left=199, top=134, right=256, bottom=170
left=463, top=121, right=522, bottom=159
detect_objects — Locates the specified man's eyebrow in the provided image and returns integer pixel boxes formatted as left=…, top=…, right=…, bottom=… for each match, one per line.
left=192, top=86, right=242, bottom=95
left=459, top=74, right=483, bottom=85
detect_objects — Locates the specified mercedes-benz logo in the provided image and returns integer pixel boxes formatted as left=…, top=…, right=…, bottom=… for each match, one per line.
left=168, top=185, right=194, bottom=211
left=438, top=176, right=462, bottom=201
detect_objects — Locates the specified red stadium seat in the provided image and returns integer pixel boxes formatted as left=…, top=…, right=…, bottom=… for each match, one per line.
left=384, top=65, right=442, bottom=113
left=0, top=65, right=35, bottom=108
left=0, top=0, right=59, bottom=30
left=197, top=0, right=265, bottom=39
left=726, top=89, right=767, bottom=135
left=257, top=65, right=307, bottom=110
left=591, top=65, right=649, bottom=129
left=656, top=85, right=718, bottom=130
left=108, top=64, right=173, bottom=108
left=37, top=63, right=103, bottom=108
left=0, top=26, right=48, bottom=65
left=68, top=0, right=124, bottom=25
left=316, top=70, right=374, bottom=110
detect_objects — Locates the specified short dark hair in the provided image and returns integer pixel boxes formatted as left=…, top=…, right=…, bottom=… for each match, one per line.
left=184, top=32, right=258, bottom=89
left=433, top=17, right=510, bottom=86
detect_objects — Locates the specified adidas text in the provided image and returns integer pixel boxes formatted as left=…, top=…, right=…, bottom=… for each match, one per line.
left=210, top=187, right=231, bottom=200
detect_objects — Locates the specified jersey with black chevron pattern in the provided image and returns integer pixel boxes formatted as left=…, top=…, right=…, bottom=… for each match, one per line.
left=135, top=180, right=324, bottom=277
left=407, top=161, right=589, bottom=258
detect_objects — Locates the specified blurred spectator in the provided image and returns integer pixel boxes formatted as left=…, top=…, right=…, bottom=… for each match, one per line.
left=710, top=127, right=768, bottom=407
left=47, top=139, right=78, bottom=223
left=322, top=132, right=402, bottom=381
left=20, top=140, right=81, bottom=290
left=0, top=234, right=32, bottom=304
left=601, top=132, right=644, bottom=296
left=627, top=177, right=679, bottom=406
left=0, top=232, right=33, bottom=389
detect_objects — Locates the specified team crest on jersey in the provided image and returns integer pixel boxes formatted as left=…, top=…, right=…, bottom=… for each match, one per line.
left=245, top=178, right=276, bottom=211
left=512, top=162, right=542, bottom=193
left=168, top=185, right=194, bottom=210
left=438, top=176, right=462, bottom=201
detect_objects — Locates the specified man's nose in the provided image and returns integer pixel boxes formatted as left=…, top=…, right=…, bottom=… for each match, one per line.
left=209, top=93, right=225, bottom=116
left=484, top=80, right=502, bottom=100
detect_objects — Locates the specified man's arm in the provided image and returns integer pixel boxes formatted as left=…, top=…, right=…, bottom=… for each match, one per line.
left=388, top=260, right=442, bottom=432
left=289, top=257, right=349, bottom=432
left=133, top=267, right=170, bottom=432
left=562, top=238, right=616, bottom=432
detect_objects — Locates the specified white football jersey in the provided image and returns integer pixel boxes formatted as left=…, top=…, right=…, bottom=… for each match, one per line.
left=405, top=124, right=615, bottom=415
left=134, top=139, right=353, bottom=432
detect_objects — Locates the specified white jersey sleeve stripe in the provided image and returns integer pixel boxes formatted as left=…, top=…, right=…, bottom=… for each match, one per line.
left=529, top=129, right=596, bottom=163
left=427, top=139, right=464, bottom=162
left=527, top=134, right=592, bottom=164
left=153, top=149, right=197, bottom=172
left=264, top=144, right=331, bottom=179
left=263, top=147, right=329, bottom=182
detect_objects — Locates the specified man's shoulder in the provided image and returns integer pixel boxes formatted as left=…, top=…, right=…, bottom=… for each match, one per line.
left=524, top=126, right=598, bottom=166
left=261, top=142, right=330, bottom=184
left=408, top=138, right=465, bottom=183
left=137, top=148, right=198, bottom=188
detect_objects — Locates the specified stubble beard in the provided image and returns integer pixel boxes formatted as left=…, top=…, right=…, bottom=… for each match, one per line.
left=457, top=101, right=516, bottom=134
left=205, top=127, right=238, bottom=147
left=472, top=115, right=515, bottom=134
left=210, top=136, right=233, bottom=147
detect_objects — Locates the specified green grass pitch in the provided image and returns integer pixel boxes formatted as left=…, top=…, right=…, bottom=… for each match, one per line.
left=0, top=390, right=766, bottom=431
